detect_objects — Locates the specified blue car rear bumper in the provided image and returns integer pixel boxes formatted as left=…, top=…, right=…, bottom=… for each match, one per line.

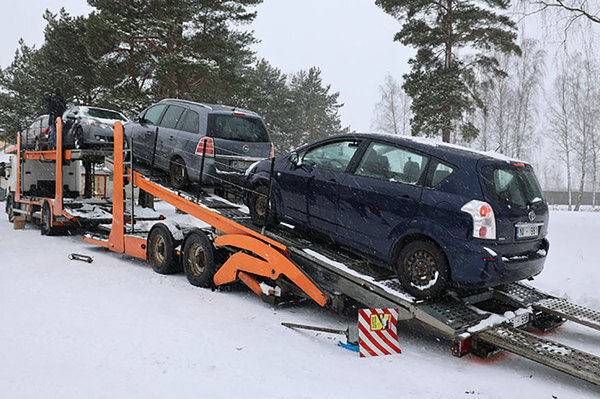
left=446, top=238, right=549, bottom=288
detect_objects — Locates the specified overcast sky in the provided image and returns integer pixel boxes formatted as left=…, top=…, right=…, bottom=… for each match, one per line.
left=0, top=0, right=414, bottom=132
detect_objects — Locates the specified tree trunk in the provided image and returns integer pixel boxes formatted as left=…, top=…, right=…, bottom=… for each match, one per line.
left=566, top=152, right=572, bottom=211
left=442, top=0, right=453, bottom=143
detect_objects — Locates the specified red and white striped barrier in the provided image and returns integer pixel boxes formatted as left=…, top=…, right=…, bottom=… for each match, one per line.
left=358, top=308, right=402, bottom=357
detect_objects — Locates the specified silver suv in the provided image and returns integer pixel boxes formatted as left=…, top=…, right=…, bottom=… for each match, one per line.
left=125, top=99, right=273, bottom=190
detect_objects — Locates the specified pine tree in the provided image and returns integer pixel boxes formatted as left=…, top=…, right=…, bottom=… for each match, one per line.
left=238, top=59, right=292, bottom=154
left=0, top=40, right=47, bottom=138
left=41, top=9, right=113, bottom=106
left=239, top=63, right=347, bottom=152
left=376, top=0, right=520, bottom=142
left=286, top=67, right=346, bottom=149
left=86, top=0, right=261, bottom=111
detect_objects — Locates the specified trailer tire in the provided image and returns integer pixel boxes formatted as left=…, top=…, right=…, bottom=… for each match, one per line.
left=148, top=224, right=179, bottom=274
left=41, top=201, right=56, bottom=236
left=396, top=240, right=449, bottom=300
left=6, top=192, right=14, bottom=222
left=182, top=230, right=216, bottom=288
left=249, top=185, right=279, bottom=227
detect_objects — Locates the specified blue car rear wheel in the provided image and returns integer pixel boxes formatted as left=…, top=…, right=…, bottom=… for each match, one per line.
left=397, top=240, right=449, bottom=299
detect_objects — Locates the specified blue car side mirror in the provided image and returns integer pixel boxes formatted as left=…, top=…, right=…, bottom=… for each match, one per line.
left=289, top=152, right=301, bottom=167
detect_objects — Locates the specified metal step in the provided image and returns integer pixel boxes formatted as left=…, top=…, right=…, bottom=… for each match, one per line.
left=478, top=325, right=600, bottom=386
left=534, top=298, right=600, bottom=332
left=492, top=282, right=549, bottom=307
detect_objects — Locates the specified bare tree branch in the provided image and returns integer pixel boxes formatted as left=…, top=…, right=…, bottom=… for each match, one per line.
left=528, top=0, right=600, bottom=23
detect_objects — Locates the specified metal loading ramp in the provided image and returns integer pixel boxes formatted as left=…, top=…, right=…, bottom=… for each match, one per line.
left=534, top=298, right=600, bottom=332
left=478, top=325, right=600, bottom=385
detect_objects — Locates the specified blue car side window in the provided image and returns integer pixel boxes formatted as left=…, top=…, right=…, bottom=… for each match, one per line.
left=302, top=141, right=359, bottom=172
left=356, top=142, right=428, bottom=185
left=431, top=162, right=455, bottom=187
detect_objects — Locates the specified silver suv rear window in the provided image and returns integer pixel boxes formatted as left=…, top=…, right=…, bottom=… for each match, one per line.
left=481, top=165, right=543, bottom=208
left=207, top=114, right=269, bottom=143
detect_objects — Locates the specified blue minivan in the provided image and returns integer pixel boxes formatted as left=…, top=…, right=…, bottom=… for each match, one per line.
left=245, top=133, right=549, bottom=299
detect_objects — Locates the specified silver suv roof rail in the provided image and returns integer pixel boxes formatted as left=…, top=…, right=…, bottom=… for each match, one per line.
left=160, top=98, right=213, bottom=111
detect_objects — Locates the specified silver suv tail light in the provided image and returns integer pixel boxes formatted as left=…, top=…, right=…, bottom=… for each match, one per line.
left=461, top=200, right=496, bottom=240
left=195, top=137, right=215, bottom=157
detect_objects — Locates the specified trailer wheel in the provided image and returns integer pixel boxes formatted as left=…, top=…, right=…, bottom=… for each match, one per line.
left=182, top=230, right=215, bottom=287
left=6, top=192, right=14, bottom=222
left=249, top=185, right=279, bottom=227
left=169, top=157, right=189, bottom=190
left=147, top=224, right=179, bottom=274
left=396, top=240, right=449, bottom=300
left=41, top=201, right=56, bottom=236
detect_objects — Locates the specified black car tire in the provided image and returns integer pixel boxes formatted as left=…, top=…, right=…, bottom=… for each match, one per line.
left=182, top=230, right=216, bottom=288
left=6, top=192, right=14, bottom=222
left=396, top=240, right=449, bottom=300
left=169, top=157, right=189, bottom=190
left=249, top=185, right=279, bottom=227
left=74, top=127, right=85, bottom=149
left=147, top=224, right=179, bottom=275
left=41, top=201, right=56, bottom=236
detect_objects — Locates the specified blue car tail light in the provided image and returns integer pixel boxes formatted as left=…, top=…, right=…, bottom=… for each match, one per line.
left=461, top=200, right=496, bottom=240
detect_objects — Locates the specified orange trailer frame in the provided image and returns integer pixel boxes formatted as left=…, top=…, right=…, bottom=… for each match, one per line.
left=13, top=118, right=80, bottom=229
left=82, top=122, right=327, bottom=306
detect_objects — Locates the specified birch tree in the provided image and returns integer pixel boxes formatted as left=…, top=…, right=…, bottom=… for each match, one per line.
left=371, top=74, right=412, bottom=135
left=548, top=61, right=575, bottom=210
left=472, top=37, right=545, bottom=160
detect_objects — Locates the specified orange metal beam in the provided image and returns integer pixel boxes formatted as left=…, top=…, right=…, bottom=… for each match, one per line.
left=4, top=144, right=17, bottom=154
left=213, top=234, right=327, bottom=307
left=15, top=131, right=21, bottom=202
left=53, top=118, right=63, bottom=216
left=132, top=172, right=288, bottom=253
left=238, top=271, right=264, bottom=297
left=108, top=122, right=126, bottom=253
left=82, top=236, right=110, bottom=249
left=124, top=236, right=148, bottom=259
left=22, top=150, right=73, bottom=161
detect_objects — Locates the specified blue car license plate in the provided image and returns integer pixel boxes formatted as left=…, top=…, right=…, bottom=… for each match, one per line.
left=516, top=224, right=539, bottom=239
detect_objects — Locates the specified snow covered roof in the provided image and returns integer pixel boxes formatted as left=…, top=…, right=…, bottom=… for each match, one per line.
left=363, top=132, right=526, bottom=164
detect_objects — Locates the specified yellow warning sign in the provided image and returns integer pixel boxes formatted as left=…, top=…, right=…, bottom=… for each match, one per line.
left=370, top=313, right=390, bottom=331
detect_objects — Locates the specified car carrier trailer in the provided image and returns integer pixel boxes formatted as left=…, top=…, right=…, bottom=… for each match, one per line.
left=5, top=121, right=600, bottom=386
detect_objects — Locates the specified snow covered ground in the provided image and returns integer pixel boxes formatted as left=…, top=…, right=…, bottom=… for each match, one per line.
left=0, top=206, right=599, bottom=398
